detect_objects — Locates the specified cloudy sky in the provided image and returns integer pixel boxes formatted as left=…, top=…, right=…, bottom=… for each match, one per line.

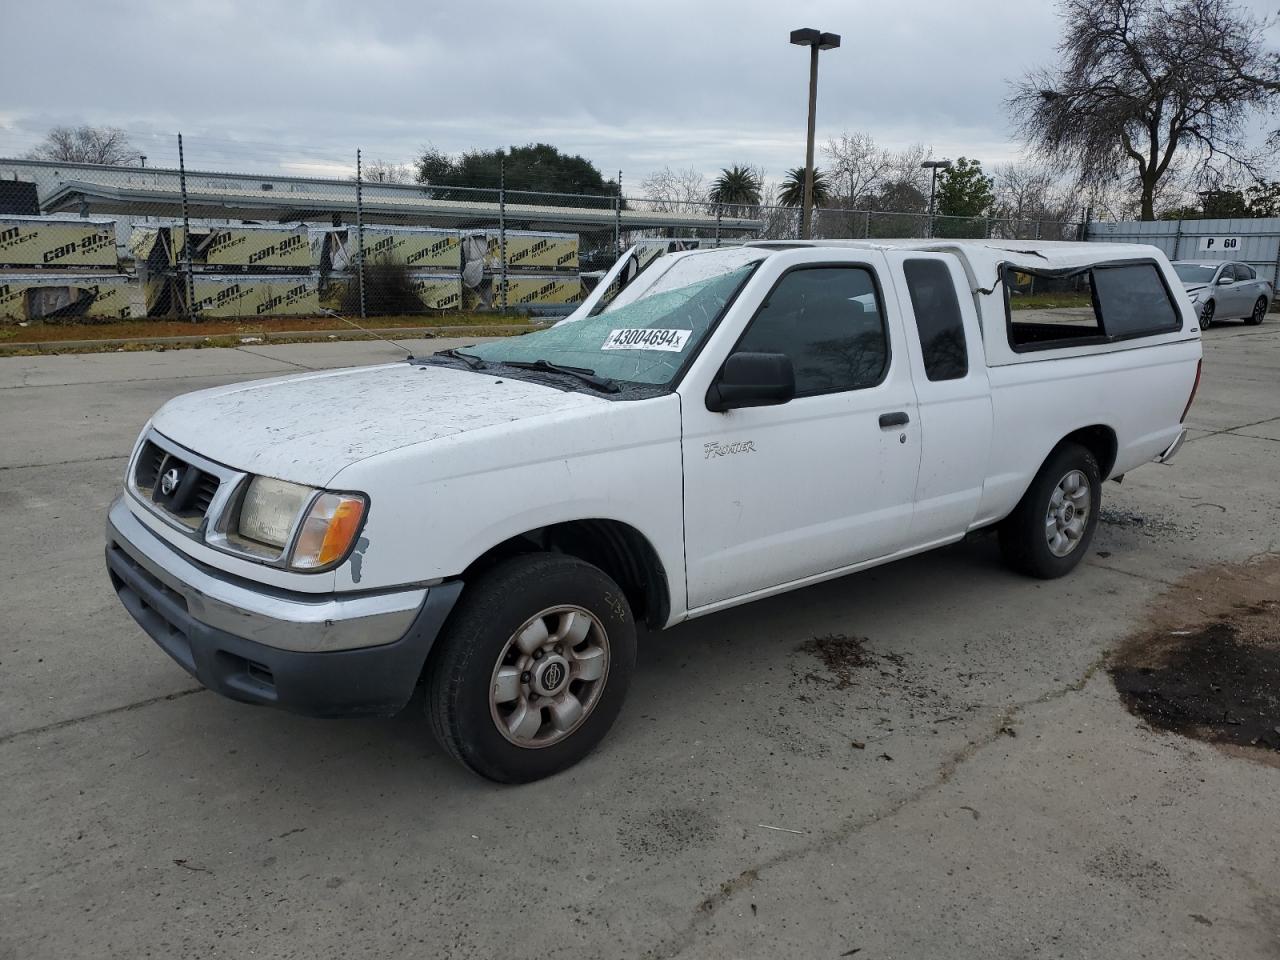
left=1, top=0, right=1277, bottom=184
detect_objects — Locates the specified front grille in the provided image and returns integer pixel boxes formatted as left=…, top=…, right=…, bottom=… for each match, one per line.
left=132, top=440, right=223, bottom=530
left=134, top=441, right=166, bottom=489
left=191, top=472, right=219, bottom=516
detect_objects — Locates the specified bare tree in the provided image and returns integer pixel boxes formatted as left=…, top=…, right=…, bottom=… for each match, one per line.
left=882, top=143, right=933, bottom=198
left=1010, top=0, right=1280, bottom=220
left=992, top=162, right=1076, bottom=219
left=357, top=159, right=414, bottom=183
left=25, top=125, right=140, bottom=165
left=638, top=166, right=708, bottom=213
left=823, top=132, right=894, bottom=206
left=990, top=161, right=1085, bottom=238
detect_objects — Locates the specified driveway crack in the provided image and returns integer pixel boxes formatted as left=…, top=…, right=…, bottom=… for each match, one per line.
left=0, top=687, right=206, bottom=746
left=644, top=654, right=1108, bottom=959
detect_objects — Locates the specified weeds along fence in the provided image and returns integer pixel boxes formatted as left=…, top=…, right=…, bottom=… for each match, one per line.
left=0, top=140, right=1084, bottom=326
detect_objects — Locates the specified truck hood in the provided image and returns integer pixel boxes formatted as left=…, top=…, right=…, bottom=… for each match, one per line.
left=150, top=362, right=608, bottom=485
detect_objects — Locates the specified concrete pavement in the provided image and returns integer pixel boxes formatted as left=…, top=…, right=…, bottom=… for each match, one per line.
left=1, top=327, right=1278, bottom=959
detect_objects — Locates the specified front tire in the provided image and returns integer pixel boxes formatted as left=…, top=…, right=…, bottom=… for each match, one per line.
left=425, top=553, right=636, bottom=783
left=1200, top=299, right=1215, bottom=329
left=998, top=442, right=1102, bottom=580
left=1246, top=296, right=1268, bottom=326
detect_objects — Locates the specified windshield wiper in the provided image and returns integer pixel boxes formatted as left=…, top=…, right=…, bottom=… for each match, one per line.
left=430, top=348, right=488, bottom=370
left=502, top=359, right=620, bottom=393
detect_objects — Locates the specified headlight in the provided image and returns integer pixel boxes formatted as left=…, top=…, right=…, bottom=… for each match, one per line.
left=239, top=477, right=313, bottom=548
left=234, top=476, right=367, bottom=571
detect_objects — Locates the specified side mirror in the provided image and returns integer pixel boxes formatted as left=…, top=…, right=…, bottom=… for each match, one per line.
left=1217, top=275, right=1234, bottom=285
left=706, top=352, right=796, bottom=412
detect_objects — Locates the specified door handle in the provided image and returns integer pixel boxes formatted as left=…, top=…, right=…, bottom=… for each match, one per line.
left=879, top=411, right=910, bottom=429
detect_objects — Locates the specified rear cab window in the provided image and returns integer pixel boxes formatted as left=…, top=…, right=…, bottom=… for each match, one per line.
left=1004, top=261, right=1181, bottom=351
left=903, top=258, right=968, bottom=380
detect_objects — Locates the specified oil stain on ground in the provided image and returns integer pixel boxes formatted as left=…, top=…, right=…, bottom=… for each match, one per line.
left=796, top=634, right=873, bottom=690
left=1109, top=553, right=1280, bottom=759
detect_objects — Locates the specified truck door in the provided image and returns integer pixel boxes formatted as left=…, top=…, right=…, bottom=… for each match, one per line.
left=884, top=251, right=993, bottom=545
left=679, top=251, right=921, bottom=610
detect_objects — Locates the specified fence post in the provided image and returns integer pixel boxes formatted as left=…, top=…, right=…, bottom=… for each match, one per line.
left=715, top=211, right=721, bottom=247
left=614, top=169, right=622, bottom=257
left=355, top=149, right=366, bottom=321
left=177, top=132, right=195, bottom=321
left=864, top=208, right=871, bottom=238
left=498, top=157, right=507, bottom=314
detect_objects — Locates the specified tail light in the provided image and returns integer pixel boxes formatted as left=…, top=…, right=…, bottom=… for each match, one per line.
left=1180, top=358, right=1202, bottom=423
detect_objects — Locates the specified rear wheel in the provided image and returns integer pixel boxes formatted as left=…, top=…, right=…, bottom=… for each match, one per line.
left=1246, top=296, right=1268, bottom=326
left=426, top=553, right=636, bottom=783
left=999, top=442, right=1102, bottom=580
left=1200, top=299, right=1215, bottom=329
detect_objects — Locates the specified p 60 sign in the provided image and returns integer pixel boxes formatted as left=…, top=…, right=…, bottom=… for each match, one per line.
left=1198, top=236, right=1241, bottom=252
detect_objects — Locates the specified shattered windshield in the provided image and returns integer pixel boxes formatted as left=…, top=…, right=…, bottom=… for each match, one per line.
left=464, top=251, right=764, bottom=388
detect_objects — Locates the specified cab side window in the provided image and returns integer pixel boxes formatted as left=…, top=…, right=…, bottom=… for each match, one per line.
left=903, top=258, right=968, bottom=380
left=734, top=266, right=888, bottom=395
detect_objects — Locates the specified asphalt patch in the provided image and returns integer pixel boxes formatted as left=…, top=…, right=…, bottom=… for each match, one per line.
left=1109, top=554, right=1280, bottom=758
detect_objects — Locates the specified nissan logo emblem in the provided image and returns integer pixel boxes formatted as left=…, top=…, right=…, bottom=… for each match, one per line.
left=160, top=467, right=182, bottom=497
left=541, top=661, right=566, bottom=691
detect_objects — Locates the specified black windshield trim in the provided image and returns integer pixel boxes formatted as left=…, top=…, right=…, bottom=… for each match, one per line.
left=409, top=354, right=671, bottom=401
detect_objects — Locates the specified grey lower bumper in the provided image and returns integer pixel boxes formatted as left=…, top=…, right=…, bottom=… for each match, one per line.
left=106, top=497, right=463, bottom=718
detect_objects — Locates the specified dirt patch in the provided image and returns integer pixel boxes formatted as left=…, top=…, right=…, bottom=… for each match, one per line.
left=796, top=634, right=873, bottom=689
left=617, top=806, right=719, bottom=859
left=1109, top=553, right=1280, bottom=759
left=1099, top=506, right=1193, bottom=542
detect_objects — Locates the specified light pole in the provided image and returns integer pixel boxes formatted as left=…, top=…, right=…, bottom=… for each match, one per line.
left=921, top=159, right=952, bottom=238
left=790, top=27, right=840, bottom=240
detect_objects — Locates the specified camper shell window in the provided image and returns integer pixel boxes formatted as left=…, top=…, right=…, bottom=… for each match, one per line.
left=1004, top=260, right=1181, bottom=352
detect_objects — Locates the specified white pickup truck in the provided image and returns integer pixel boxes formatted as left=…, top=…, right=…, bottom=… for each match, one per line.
left=106, top=239, right=1202, bottom=782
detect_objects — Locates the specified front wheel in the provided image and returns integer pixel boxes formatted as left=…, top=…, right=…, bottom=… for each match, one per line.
left=425, top=553, right=636, bottom=783
left=1246, top=296, right=1268, bottom=326
left=998, top=442, right=1102, bottom=579
left=1199, top=299, right=1215, bottom=329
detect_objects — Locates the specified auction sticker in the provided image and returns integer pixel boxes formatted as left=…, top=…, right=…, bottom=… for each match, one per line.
left=601, top=328, right=692, bottom=351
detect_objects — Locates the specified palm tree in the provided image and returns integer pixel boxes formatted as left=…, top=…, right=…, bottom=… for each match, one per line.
left=708, top=165, right=762, bottom=213
left=779, top=167, right=831, bottom=208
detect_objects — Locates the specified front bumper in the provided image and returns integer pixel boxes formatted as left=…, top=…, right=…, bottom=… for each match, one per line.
left=106, top=496, right=463, bottom=718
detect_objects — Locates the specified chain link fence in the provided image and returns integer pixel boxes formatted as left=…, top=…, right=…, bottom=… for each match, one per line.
left=0, top=138, right=1084, bottom=328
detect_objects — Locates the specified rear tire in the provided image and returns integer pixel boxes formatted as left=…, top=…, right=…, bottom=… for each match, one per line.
left=998, top=442, right=1102, bottom=580
left=1246, top=296, right=1267, bottom=326
left=425, top=553, right=636, bottom=783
